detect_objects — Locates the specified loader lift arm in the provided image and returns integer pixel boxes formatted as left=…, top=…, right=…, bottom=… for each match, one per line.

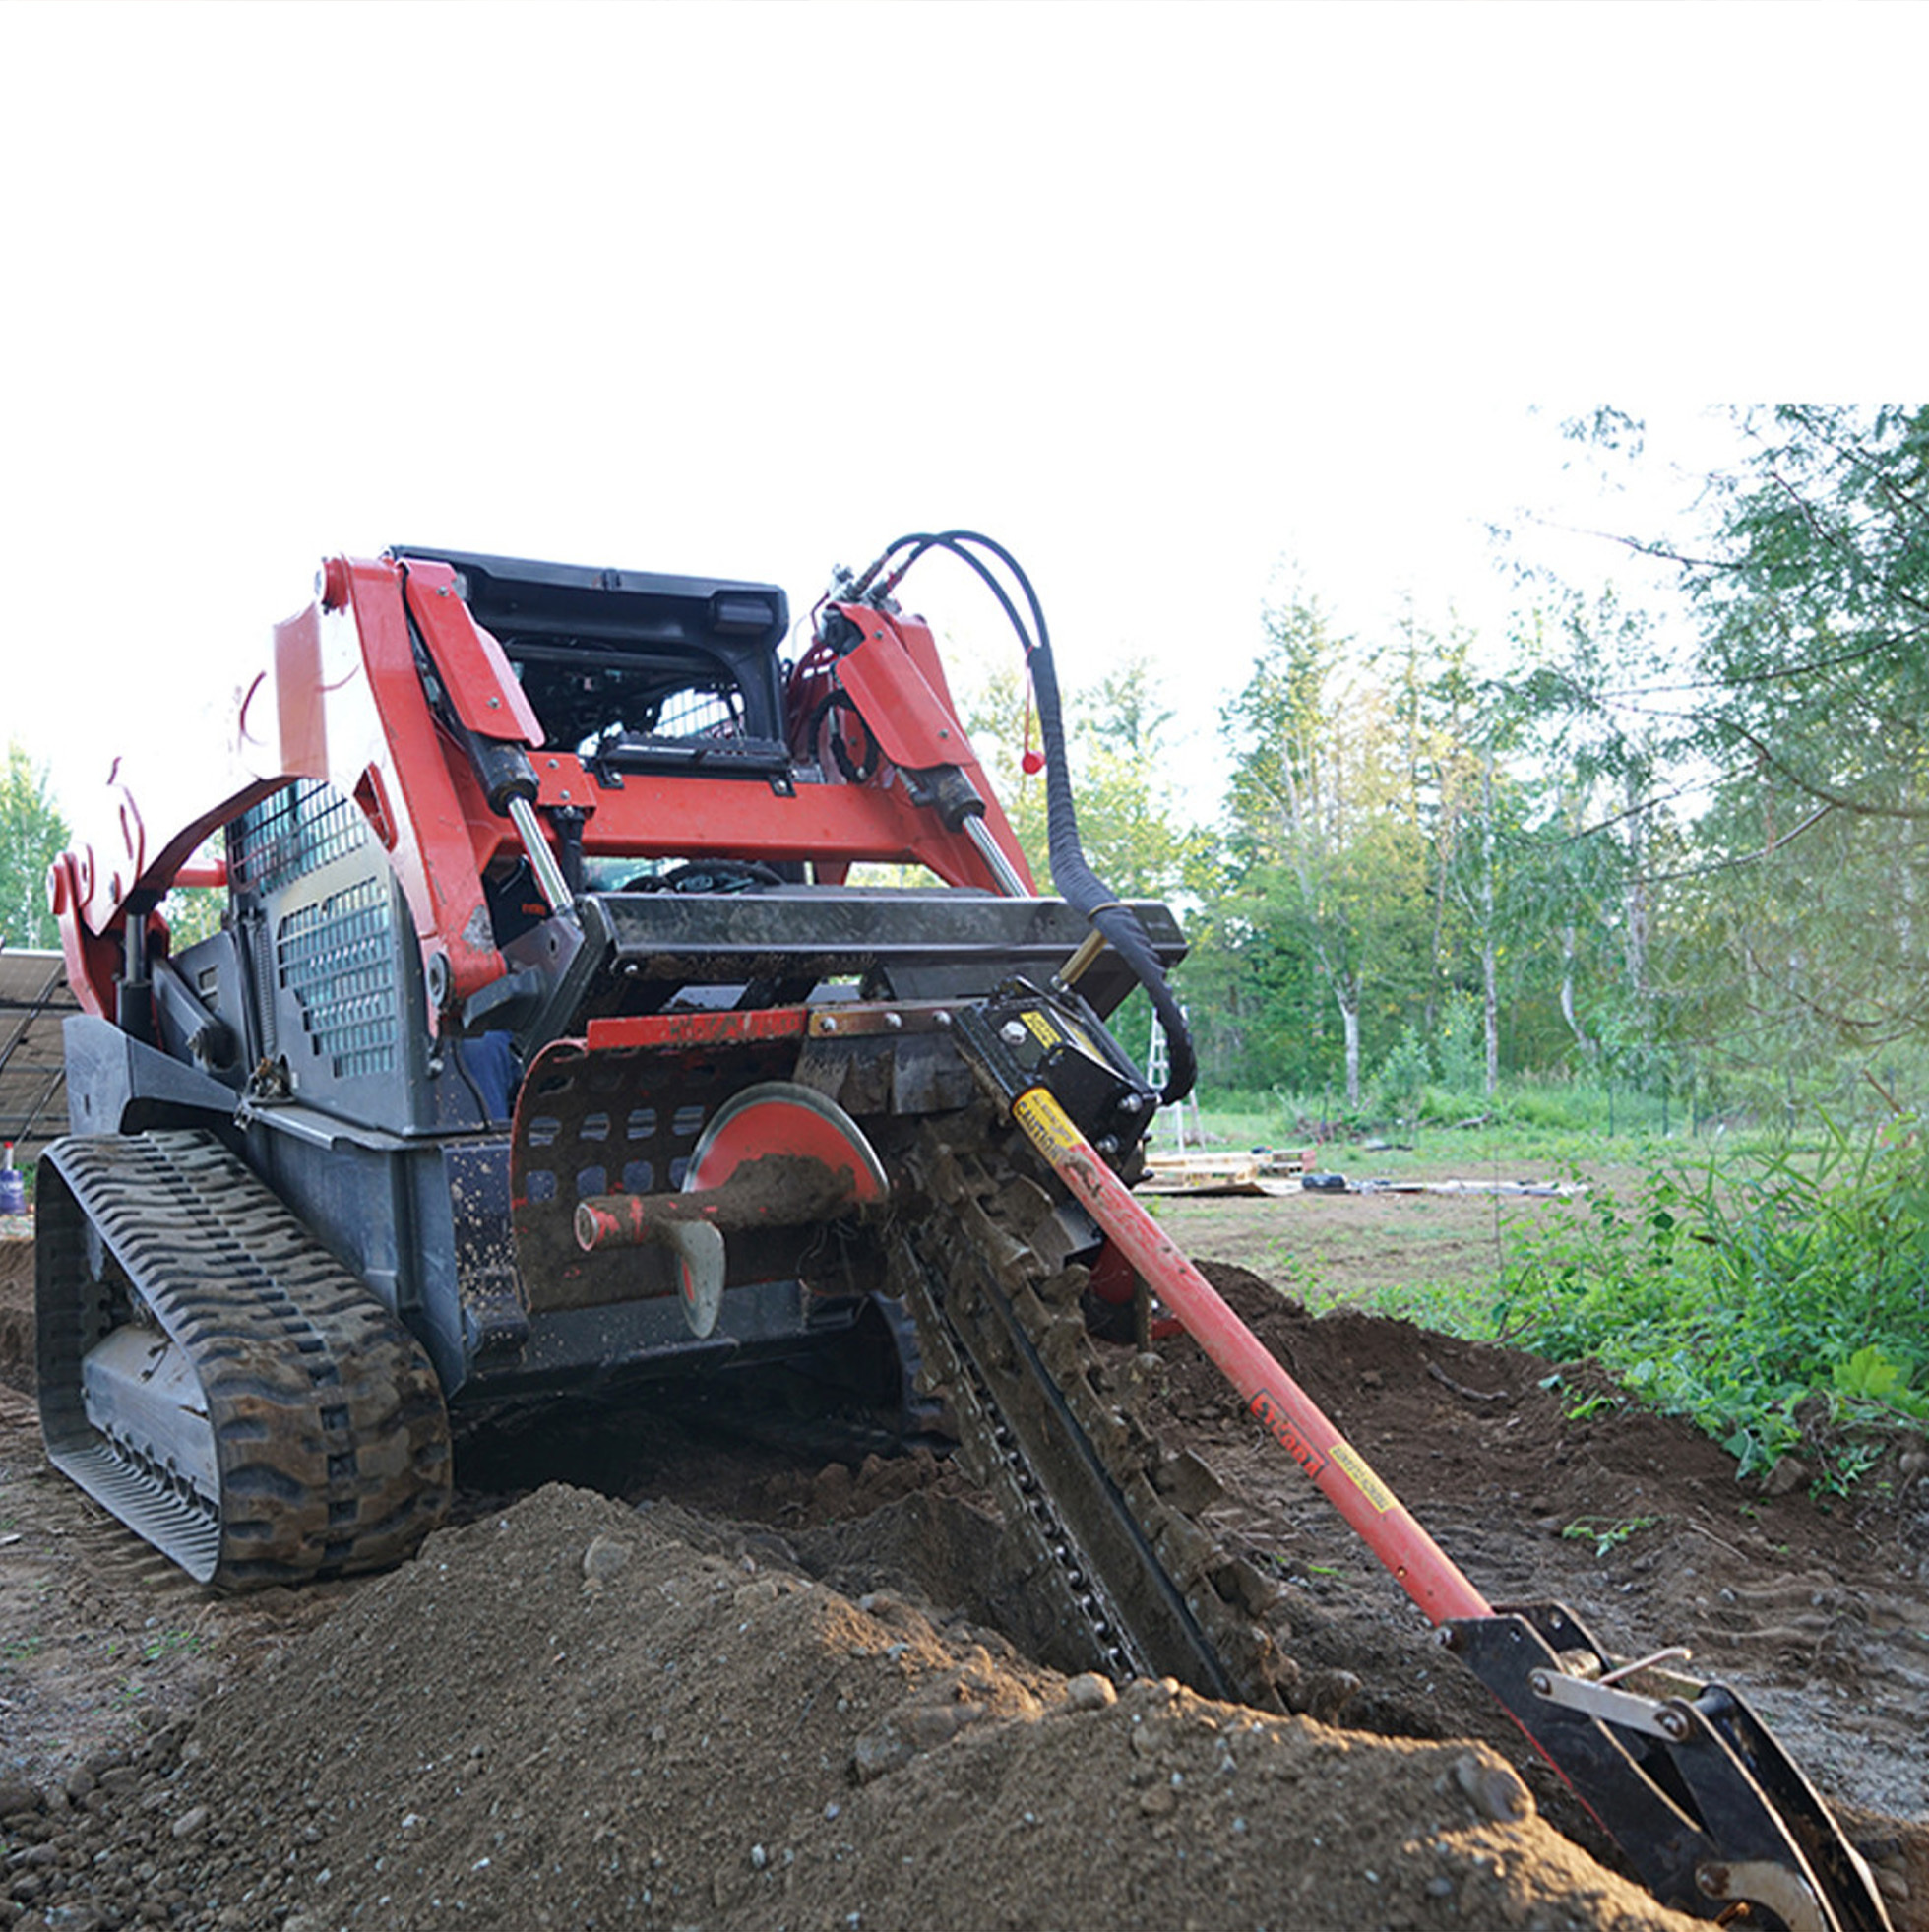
left=53, top=546, right=1035, bottom=1035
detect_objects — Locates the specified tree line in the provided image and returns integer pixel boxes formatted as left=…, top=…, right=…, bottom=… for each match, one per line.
left=7, top=406, right=1924, bottom=1127
left=973, top=405, right=1929, bottom=1126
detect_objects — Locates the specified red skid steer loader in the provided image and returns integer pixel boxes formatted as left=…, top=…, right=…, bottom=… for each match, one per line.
left=38, top=531, right=1891, bottom=1930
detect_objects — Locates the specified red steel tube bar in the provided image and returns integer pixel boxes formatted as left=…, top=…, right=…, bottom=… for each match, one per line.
left=1011, top=1088, right=1493, bottom=1627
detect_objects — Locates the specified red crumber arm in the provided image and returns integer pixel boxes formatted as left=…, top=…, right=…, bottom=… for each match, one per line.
left=1010, top=1084, right=1493, bottom=1624
left=964, top=1018, right=1888, bottom=1932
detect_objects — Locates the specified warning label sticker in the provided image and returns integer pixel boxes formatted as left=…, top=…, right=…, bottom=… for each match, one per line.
left=1330, top=1441, right=1398, bottom=1515
left=1020, top=1009, right=1063, bottom=1052
left=1021, top=1006, right=1100, bottom=1062
left=1014, top=1088, right=1083, bottom=1163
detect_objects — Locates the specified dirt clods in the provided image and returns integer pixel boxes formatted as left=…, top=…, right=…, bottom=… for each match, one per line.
left=4, top=1485, right=1695, bottom=1931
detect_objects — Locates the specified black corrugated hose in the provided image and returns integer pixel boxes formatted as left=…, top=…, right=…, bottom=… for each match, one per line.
left=851, top=530, right=1197, bottom=1105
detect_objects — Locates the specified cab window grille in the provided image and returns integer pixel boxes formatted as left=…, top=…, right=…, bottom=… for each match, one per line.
left=648, top=684, right=745, bottom=740
left=230, top=782, right=369, bottom=897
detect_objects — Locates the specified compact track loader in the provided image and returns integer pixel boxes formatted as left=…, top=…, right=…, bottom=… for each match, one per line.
left=39, top=532, right=1892, bottom=1930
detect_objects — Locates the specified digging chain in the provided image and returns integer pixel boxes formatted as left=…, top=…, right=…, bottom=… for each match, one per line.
left=886, top=1113, right=1294, bottom=1710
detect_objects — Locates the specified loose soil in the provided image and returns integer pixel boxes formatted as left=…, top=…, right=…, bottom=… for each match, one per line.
left=3, top=1220, right=1927, bottom=1932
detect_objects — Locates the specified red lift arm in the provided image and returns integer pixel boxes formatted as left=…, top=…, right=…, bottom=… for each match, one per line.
left=50, top=556, right=1032, bottom=1028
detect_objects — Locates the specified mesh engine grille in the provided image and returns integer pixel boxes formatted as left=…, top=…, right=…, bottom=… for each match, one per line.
left=277, top=877, right=398, bottom=1079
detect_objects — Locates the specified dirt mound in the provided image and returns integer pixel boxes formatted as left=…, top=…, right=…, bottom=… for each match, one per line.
left=1169, top=1262, right=1786, bottom=1531
left=1143, top=1264, right=1929, bottom=1825
left=5, top=1241, right=1928, bottom=1929
left=1, top=1484, right=1696, bottom=1931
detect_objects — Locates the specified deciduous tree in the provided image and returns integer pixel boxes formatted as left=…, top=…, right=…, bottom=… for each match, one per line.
left=0, top=742, right=67, bottom=952
left=1222, top=593, right=1430, bottom=1106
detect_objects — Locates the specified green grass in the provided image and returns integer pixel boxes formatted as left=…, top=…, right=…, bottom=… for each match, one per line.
left=1188, top=1099, right=1655, bottom=1172
left=1354, top=1276, right=1505, bottom=1334
left=1189, top=1078, right=1855, bottom=1168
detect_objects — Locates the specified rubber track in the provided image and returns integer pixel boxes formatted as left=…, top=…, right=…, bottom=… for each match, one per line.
left=887, top=1119, right=1293, bottom=1709
left=37, top=1131, right=451, bottom=1589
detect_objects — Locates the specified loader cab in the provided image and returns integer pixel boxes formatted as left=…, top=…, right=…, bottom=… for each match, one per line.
left=393, top=545, right=816, bottom=986
left=390, top=545, right=793, bottom=785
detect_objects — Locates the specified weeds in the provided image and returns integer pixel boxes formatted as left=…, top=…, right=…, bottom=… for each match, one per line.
left=1498, top=1115, right=1929, bottom=1487
left=1560, top=1515, right=1658, bottom=1557
left=1813, top=1443, right=1883, bottom=1499
left=1187, top=1088, right=1927, bottom=1499
left=1562, top=1390, right=1616, bottom=1423
left=141, top=1627, right=201, bottom=1664
left=1258, top=1240, right=1324, bottom=1307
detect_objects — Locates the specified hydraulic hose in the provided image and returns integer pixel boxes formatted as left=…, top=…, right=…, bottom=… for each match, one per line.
left=857, top=530, right=1197, bottom=1105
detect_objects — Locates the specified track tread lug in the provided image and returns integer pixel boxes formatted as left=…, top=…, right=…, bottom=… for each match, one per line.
left=36, top=1129, right=451, bottom=1589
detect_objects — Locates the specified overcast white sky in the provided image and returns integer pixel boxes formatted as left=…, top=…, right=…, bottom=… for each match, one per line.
left=3, top=1, right=1922, bottom=829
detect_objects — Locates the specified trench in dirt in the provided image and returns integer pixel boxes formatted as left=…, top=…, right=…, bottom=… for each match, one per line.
left=3, top=1227, right=1929, bottom=1931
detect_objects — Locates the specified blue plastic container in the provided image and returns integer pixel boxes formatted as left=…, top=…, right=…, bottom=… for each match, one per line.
left=0, top=1147, right=25, bottom=1217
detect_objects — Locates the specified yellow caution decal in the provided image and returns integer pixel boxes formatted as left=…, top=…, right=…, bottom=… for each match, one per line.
left=1330, top=1441, right=1397, bottom=1515
left=1013, top=1087, right=1084, bottom=1164
left=1021, top=1007, right=1101, bottom=1061
left=1020, top=1010, right=1063, bottom=1051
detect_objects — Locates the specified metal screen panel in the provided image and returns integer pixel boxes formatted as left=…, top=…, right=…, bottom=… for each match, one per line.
left=275, top=876, right=400, bottom=1080
left=0, top=950, right=77, bottom=1156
